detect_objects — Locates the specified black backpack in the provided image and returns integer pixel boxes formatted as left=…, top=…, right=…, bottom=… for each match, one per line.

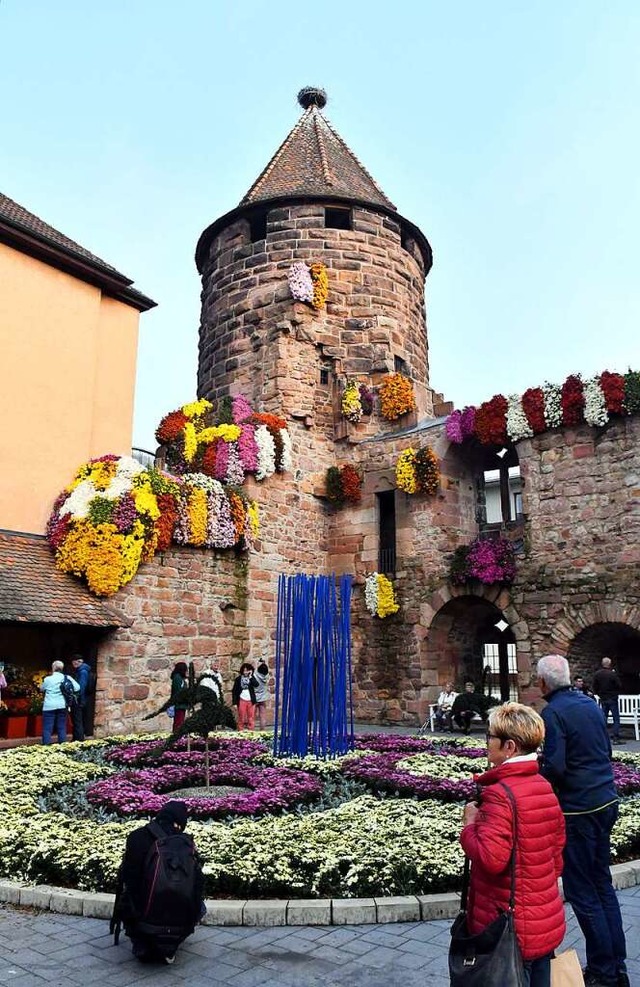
left=133, top=822, right=202, bottom=954
left=60, top=675, right=79, bottom=710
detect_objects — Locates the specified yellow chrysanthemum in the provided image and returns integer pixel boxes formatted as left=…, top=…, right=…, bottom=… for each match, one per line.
left=184, top=421, right=198, bottom=463
left=247, top=501, right=260, bottom=536
left=310, top=262, right=329, bottom=310
left=396, top=448, right=418, bottom=494
left=376, top=573, right=399, bottom=617
left=187, top=488, right=208, bottom=546
left=182, top=398, right=213, bottom=419
left=86, top=460, right=117, bottom=491
left=198, top=424, right=241, bottom=444
left=132, top=486, right=160, bottom=520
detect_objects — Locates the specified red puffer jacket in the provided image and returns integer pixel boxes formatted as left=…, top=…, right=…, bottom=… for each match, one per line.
left=460, top=758, right=565, bottom=961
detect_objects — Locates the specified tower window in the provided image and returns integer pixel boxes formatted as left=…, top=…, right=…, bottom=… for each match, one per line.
left=325, top=207, right=352, bottom=230
left=377, top=490, right=396, bottom=575
left=320, top=368, right=329, bottom=385
left=400, top=228, right=414, bottom=254
left=249, top=212, right=268, bottom=243
left=394, top=355, right=409, bottom=375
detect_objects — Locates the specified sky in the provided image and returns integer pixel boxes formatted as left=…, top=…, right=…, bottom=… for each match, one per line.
left=2, top=2, right=639, bottom=450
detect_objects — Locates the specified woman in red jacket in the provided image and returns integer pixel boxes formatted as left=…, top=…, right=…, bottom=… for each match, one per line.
left=460, top=702, right=566, bottom=987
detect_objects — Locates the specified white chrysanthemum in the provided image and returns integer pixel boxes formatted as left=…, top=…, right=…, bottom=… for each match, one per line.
left=59, top=480, right=97, bottom=518
left=506, top=393, right=533, bottom=441
left=279, top=429, right=293, bottom=473
left=182, top=473, right=225, bottom=495
left=255, top=425, right=276, bottom=481
left=364, top=573, right=379, bottom=616
left=104, top=474, right=134, bottom=500
left=543, top=382, right=563, bottom=428
left=287, top=261, right=314, bottom=303
left=115, top=455, right=145, bottom=477
left=583, top=376, right=609, bottom=427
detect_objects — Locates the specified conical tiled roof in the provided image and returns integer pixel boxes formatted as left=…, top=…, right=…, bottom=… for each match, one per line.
left=241, top=89, right=396, bottom=211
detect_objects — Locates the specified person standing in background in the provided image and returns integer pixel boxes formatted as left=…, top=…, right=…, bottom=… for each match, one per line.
left=231, top=662, right=258, bottom=730
left=537, top=654, right=628, bottom=987
left=592, top=657, right=624, bottom=745
left=40, top=660, right=79, bottom=744
left=254, top=660, right=269, bottom=730
left=69, top=654, right=91, bottom=741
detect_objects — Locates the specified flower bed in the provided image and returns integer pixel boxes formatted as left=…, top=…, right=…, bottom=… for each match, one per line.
left=2, top=733, right=640, bottom=899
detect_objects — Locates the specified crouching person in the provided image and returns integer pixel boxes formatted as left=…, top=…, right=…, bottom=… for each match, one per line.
left=111, top=800, right=205, bottom=964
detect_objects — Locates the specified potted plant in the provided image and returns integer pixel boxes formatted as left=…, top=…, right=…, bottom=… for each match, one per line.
left=27, top=694, right=44, bottom=737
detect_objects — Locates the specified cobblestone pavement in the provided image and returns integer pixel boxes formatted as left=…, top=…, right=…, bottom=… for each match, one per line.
left=1, top=887, right=640, bottom=987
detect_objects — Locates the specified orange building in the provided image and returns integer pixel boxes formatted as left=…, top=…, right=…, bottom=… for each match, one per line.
left=0, top=193, right=155, bottom=535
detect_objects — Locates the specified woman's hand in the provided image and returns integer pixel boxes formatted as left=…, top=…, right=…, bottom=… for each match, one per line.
left=462, top=801, right=479, bottom=827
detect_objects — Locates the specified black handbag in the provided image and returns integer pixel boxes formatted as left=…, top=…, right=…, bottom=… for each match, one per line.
left=449, top=781, right=526, bottom=986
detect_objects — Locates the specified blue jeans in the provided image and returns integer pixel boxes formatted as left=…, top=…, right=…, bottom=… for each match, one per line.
left=563, top=803, right=626, bottom=985
left=523, top=952, right=551, bottom=987
left=601, top=698, right=621, bottom=740
left=42, top=708, right=67, bottom=744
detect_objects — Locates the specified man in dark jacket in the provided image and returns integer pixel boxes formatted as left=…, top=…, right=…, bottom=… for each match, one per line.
left=537, top=654, right=628, bottom=987
left=592, top=657, right=624, bottom=744
left=117, top=800, right=204, bottom=964
left=69, top=655, right=92, bottom=741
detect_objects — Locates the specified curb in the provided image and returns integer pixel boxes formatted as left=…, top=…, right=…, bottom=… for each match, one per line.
left=1, top=860, right=639, bottom=926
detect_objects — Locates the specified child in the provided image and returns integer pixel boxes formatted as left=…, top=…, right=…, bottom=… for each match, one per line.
left=231, top=662, right=259, bottom=730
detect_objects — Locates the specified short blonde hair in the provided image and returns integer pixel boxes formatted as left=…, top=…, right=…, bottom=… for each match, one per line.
left=52, top=660, right=64, bottom=673
left=488, top=702, right=545, bottom=753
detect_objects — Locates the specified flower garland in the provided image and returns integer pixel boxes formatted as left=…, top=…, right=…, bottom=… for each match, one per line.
left=449, top=537, right=516, bottom=586
left=156, top=397, right=291, bottom=481
left=325, top=465, right=362, bottom=506
left=287, top=261, right=329, bottom=309
left=379, top=373, right=417, bottom=421
left=359, top=383, right=374, bottom=415
left=445, top=367, right=640, bottom=446
left=364, top=572, right=400, bottom=618
left=395, top=447, right=440, bottom=495
left=47, top=458, right=259, bottom=597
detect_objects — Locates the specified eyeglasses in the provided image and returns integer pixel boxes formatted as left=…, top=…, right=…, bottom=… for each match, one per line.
left=486, top=732, right=502, bottom=742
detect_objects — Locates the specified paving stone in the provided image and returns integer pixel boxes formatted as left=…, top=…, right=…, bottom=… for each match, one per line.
left=374, top=895, right=420, bottom=923
left=81, top=892, right=115, bottom=919
left=202, top=898, right=245, bottom=926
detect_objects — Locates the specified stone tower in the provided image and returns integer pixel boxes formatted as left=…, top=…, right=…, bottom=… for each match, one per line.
left=195, top=87, right=436, bottom=437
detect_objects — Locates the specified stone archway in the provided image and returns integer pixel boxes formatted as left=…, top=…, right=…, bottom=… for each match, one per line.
left=567, top=622, right=640, bottom=694
left=422, top=582, right=531, bottom=710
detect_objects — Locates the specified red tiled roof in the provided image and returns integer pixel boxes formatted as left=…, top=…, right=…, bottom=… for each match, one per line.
left=0, top=192, right=126, bottom=276
left=0, top=532, right=129, bottom=627
left=241, top=104, right=396, bottom=210
left=0, top=192, right=156, bottom=312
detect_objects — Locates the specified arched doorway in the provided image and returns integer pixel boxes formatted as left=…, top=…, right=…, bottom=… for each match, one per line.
left=567, top=622, right=640, bottom=694
left=427, top=596, right=519, bottom=702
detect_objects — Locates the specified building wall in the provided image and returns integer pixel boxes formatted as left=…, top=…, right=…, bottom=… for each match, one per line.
left=0, top=243, right=140, bottom=535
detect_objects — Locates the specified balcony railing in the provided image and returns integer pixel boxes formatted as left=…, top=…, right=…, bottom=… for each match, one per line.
left=131, top=447, right=156, bottom=470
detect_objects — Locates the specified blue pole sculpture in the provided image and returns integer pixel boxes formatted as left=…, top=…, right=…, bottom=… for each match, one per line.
left=274, top=573, right=354, bottom=758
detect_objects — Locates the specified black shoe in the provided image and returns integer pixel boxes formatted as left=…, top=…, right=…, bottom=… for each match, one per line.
left=582, top=969, right=617, bottom=987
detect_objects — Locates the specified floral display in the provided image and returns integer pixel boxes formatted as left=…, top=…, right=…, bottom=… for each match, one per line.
left=449, top=537, right=517, bottom=586
left=364, top=572, right=400, bottom=618
left=47, top=458, right=259, bottom=596
left=341, top=380, right=363, bottom=423
left=359, top=383, right=374, bottom=416
left=473, top=394, right=509, bottom=446
left=325, top=465, right=363, bottom=506
left=446, top=367, right=640, bottom=446
left=156, top=396, right=291, bottom=482
left=379, top=372, right=417, bottom=421
left=287, top=261, right=314, bottom=303
left=3, top=735, right=640, bottom=900
left=395, top=447, right=440, bottom=495
left=287, top=261, right=329, bottom=309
